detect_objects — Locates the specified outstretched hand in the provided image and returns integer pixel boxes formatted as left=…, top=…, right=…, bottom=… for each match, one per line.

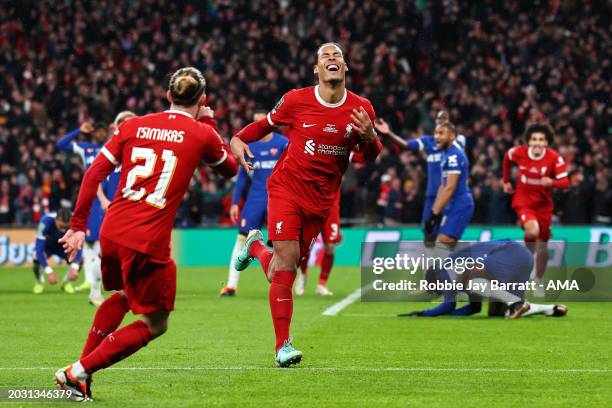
left=58, top=229, right=85, bottom=263
left=230, top=137, right=254, bottom=172
left=197, top=106, right=215, bottom=120
left=374, top=118, right=391, bottom=135
left=398, top=310, right=424, bottom=317
left=350, top=106, right=376, bottom=143
left=230, top=204, right=240, bottom=225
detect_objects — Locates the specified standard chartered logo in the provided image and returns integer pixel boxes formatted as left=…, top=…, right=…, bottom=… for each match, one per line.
left=304, top=139, right=349, bottom=156
left=304, top=139, right=316, bottom=155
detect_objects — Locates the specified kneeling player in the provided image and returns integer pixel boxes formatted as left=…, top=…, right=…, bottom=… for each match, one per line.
left=296, top=192, right=341, bottom=296
left=32, top=208, right=82, bottom=294
left=399, top=240, right=567, bottom=319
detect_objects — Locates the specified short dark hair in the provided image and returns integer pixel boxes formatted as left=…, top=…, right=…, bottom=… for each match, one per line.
left=56, top=207, right=72, bottom=223
left=436, top=121, right=456, bottom=135
left=316, top=42, right=346, bottom=63
left=524, top=123, right=555, bottom=145
left=93, top=122, right=107, bottom=131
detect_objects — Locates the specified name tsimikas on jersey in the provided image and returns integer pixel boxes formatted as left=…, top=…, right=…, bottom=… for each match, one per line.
left=136, top=127, right=185, bottom=143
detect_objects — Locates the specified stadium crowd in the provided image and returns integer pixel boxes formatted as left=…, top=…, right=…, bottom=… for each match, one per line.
left=0, top=0, right=609, bottom=227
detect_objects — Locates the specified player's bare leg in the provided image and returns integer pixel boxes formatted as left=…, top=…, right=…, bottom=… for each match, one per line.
left=268, top=240, right=302, bottom=367
left=316, top=243, right=335, bottom=296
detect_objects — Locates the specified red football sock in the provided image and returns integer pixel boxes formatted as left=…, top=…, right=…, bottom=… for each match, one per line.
left=269, top=270, right=295, bottom=351
left=249, top=240, right=273, bottom=276
left=319, top=253, right=334, bottom=285
left=80, top=320, right=152, bottom=375
left=81, top=292, right=130, bottom=358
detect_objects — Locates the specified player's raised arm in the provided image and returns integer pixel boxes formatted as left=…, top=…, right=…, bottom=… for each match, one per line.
left=374, top=118, right=413, bottom=151
left=197, top=108, right=239, bottom=178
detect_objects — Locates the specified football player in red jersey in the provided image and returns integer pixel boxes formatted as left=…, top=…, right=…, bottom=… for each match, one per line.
left=502, top=123, right=569, bottom=297
left=295, top=191, right=341, bottom=296
left=54, top=67, right=238, bottom=401
left=230, top=43, right=382, bottom=367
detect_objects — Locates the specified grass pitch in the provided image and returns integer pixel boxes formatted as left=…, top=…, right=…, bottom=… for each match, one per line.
left=1, top=264, right=611, bottom=407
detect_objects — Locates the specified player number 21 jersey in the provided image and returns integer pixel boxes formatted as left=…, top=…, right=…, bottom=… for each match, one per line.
left=99, top=110, right=229, bottom=258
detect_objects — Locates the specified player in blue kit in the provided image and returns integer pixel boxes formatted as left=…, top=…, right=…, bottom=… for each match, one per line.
left=32, top=208, right=83, bottom=294
left=220, top=112, right=288, bottom=296
left=56, top=112, right=135, bottom=305
left=399, top=239, right=568, bottom=318
left=375, top=112, right=466, bottom=241
left=424, top=121, right=474, bottom=245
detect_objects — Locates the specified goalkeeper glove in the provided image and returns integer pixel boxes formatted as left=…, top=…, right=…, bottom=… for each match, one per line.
left=424, top=211, right=442, bottom=236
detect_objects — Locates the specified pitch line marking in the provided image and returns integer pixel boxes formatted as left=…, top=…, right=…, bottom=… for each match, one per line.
left=322, top=285, right=372, bottom=316
left=1, top=367, right=611, bottom=373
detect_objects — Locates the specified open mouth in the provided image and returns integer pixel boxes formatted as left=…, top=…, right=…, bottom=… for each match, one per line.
left=326, top=64, right=340, bottom=72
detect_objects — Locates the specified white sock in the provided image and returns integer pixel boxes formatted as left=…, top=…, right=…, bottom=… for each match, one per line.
left=469, top=278, right=522, bottom=305
left=70, top=361, right=89, bottom=381
left=523, top=303, right=555, bottom=317
left=82, top=244, right=96, bottom=285
left=227, top=236, right=246, bottom=289
left=89, top=253, right=102, bottom=299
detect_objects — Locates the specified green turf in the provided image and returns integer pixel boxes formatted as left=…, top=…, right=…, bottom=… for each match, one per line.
left=1, top=264, right=611, bottom=407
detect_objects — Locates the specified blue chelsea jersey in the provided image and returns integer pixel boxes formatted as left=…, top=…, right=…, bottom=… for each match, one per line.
left=232, top=133, right=288, bottom=204
left=440, top=141, right=471, bottom=201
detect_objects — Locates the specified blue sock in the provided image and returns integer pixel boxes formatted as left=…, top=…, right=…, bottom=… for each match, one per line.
left=422, top=301, right=456, bottom=316
left=450, top=302, right=482, bottom=316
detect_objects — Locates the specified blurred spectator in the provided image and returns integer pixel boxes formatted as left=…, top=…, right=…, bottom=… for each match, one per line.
left=384, top=176, right=403, bottom=225
left=0, top=0, right=609, bottom=226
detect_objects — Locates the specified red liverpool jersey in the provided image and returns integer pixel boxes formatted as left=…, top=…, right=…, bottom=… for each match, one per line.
left=503, top=146, right=567, bottom=211
left=74, top=110, right=233, bottom=258
left=265, top=85, right=378, bottom=213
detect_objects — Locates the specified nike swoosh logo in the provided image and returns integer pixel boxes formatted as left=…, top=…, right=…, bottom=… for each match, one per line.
left=302, top=123, right=316, bottom=128
left=276, top=298, right=292, bottom=302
